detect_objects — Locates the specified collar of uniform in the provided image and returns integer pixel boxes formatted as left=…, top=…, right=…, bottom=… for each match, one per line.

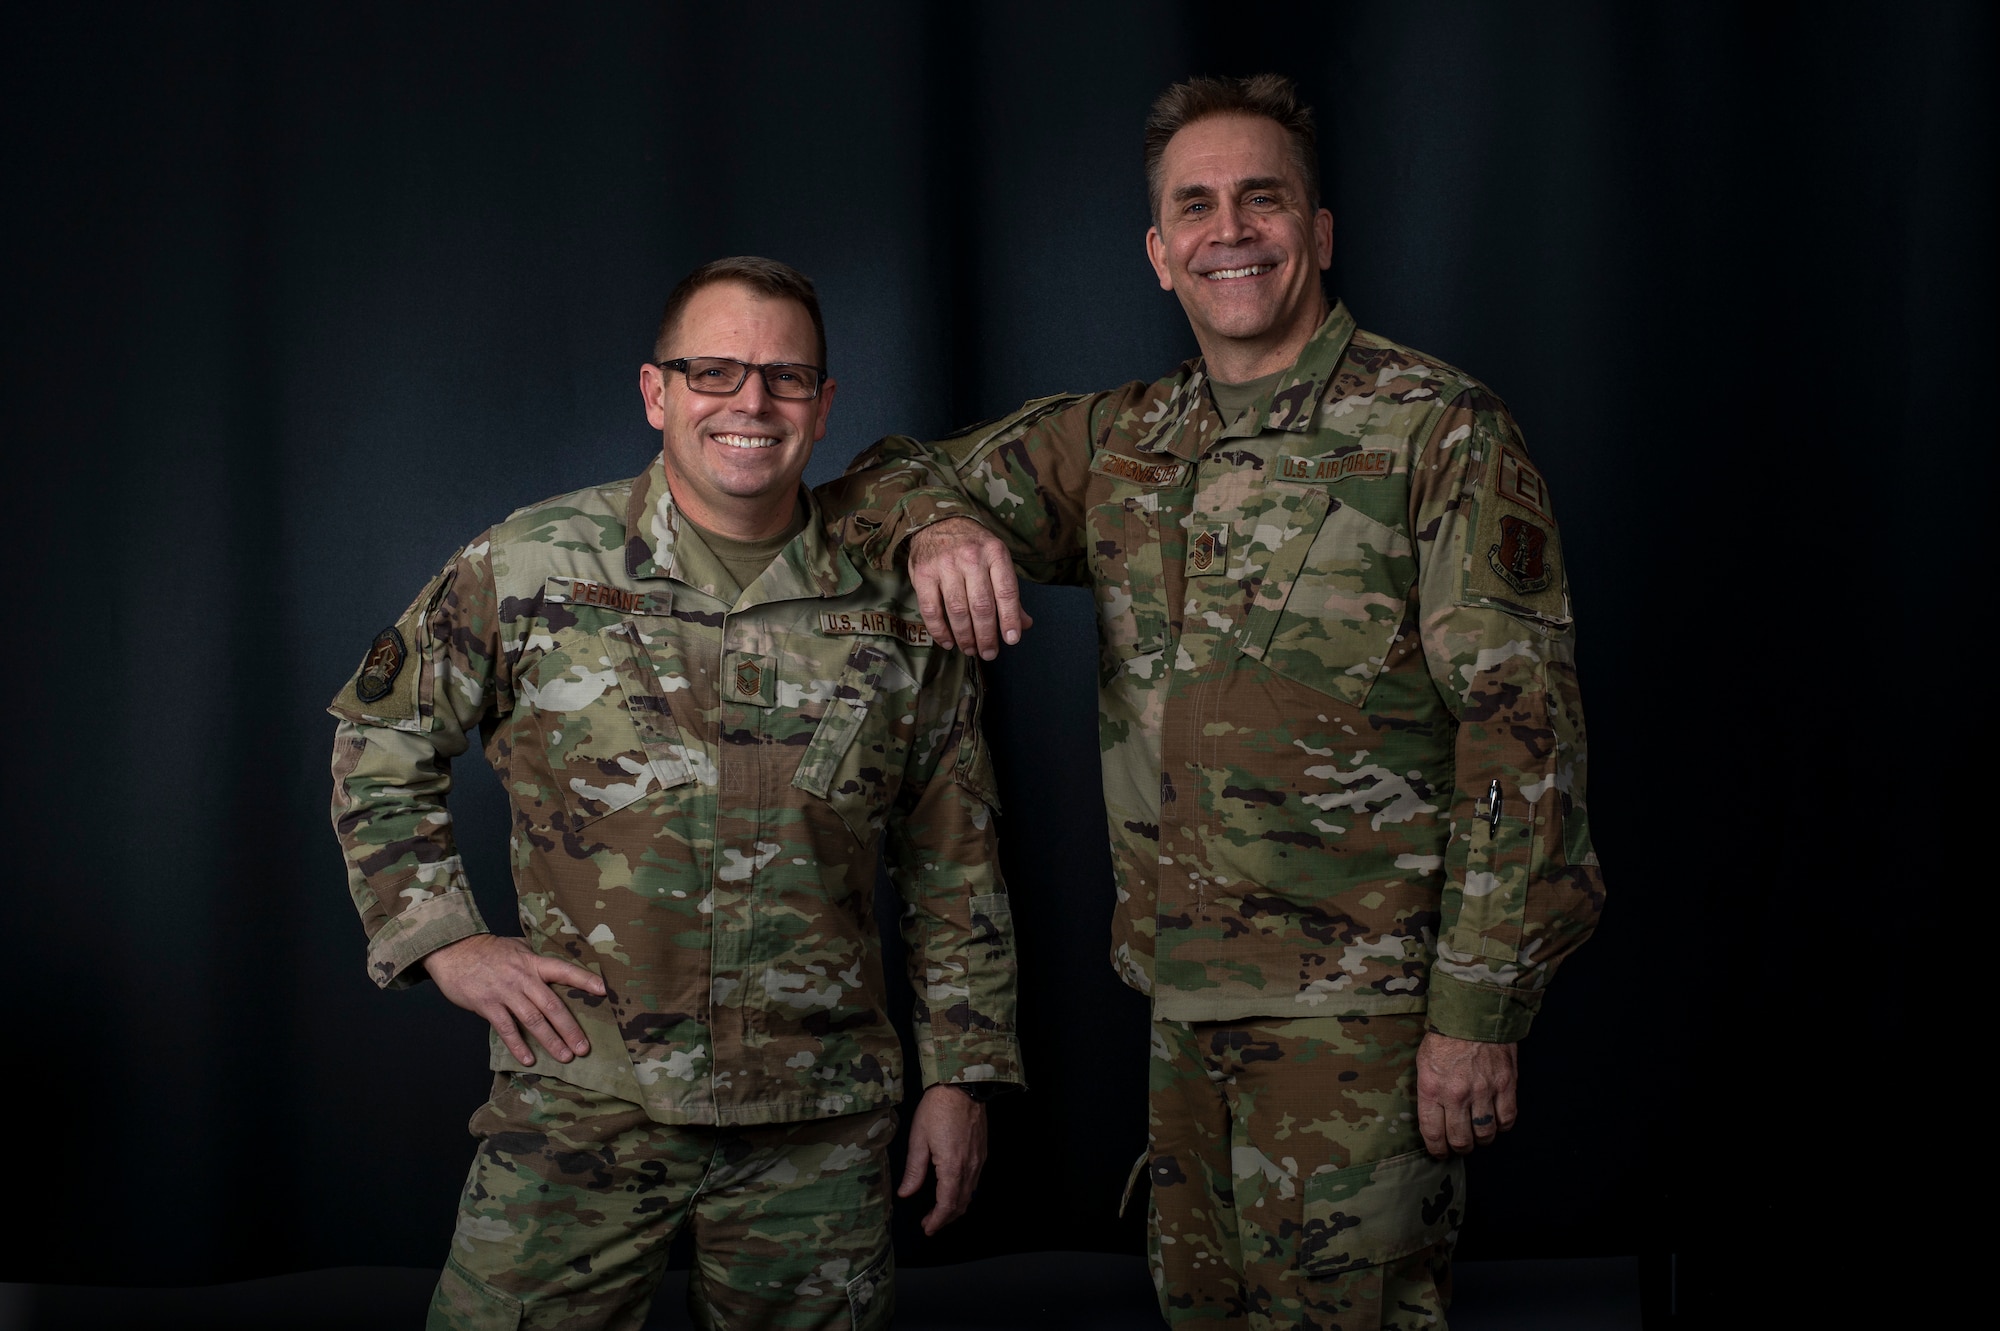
left=741, top=485, right=862, bottom=608
left=1213, top=299, right=1359, bottom=442
left=1130, top=365, right=1219, bottom=462
left=623, top=457, right=859, bottom=605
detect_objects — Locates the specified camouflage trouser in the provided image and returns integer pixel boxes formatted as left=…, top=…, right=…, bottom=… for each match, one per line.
left=1144, top=1015, right=1464, bottom=1331
left=429, top=1073, right=895, bottom=1331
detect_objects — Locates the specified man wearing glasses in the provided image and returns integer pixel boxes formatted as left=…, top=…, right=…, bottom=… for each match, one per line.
left=835, top=76, right=1605, bottom=1328
left=330, top=256, right=1019, bottom=1330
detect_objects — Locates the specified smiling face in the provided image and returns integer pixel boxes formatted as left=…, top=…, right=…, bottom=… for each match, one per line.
left=640, top=280, right=836, bottom=540
left=1145, top=113, right=1334, bottom=382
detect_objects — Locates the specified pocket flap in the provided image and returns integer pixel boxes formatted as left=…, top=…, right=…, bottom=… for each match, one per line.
left=1298, top=1147, right=1464, bottom=1277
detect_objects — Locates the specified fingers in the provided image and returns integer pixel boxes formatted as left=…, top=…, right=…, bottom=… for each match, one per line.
left=535, top=954, right=608, bottom=997
left=925, top=1153, right=967, bottom=1237
left=516, top=979, right=592, bottom=1060
left=906, top=519, right=1028, bottom=658
left=912, top=566, right=955, bottom=650
left=982, top=557, right=1027, bottom=656
left=1416, top=1033, right=1519, bottom=1156
left=481, top=1004, right=535, bottom=1067
left=897, top=1131, right=932, bottom=1201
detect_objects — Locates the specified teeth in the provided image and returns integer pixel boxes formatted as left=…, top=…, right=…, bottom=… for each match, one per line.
left=1205, top=265, right=1273, bottom=280
left=714, top=433, right=779, bottom=449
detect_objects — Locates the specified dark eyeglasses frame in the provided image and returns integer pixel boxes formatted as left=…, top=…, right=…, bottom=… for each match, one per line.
left=655, top=357, right=829, bottom=401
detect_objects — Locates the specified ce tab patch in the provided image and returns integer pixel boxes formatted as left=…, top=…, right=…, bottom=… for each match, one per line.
left=1463, top=441, right=1570, bottom=624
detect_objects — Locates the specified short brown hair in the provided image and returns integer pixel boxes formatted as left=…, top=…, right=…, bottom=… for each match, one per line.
left=1143, top=74, right=1320, bottom=223
left=652, top=255, right=828, bottom=370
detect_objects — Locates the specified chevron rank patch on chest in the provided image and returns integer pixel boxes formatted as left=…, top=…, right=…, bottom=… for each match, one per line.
left=1185, top=518, right=1230, bottom=575
left=820, top=610, right=932, bottom=646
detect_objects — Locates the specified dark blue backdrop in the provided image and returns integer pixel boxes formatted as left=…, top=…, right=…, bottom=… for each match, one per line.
left=7, top=2, right=1982, bottom=1312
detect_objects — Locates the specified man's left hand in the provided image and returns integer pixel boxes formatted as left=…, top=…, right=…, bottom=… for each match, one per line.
left=1415, top=1032, right=1518, bottom=1158
left=898, top=1083, right=989, bottom=1236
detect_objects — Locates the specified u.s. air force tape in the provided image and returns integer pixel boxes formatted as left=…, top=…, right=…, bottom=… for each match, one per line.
left=819, top=610, right=932, bottom=646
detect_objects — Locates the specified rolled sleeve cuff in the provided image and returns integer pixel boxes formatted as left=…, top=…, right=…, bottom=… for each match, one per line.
left=365, top=890, right=490, bottom=990
left=1424, top=970, right=1543, bottom=1043
left=914, top=1028, right=1026, bottom=1095
left=868, top=488, right=1003, bottom=571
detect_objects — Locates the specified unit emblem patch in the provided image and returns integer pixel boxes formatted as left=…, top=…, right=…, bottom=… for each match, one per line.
left=354, top=627, right=407, bottom=704
left=1488, top=515, right=1551, bottom=594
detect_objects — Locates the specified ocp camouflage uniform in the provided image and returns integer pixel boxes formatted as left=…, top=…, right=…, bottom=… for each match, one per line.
left=330, top=458, right=1021, bottom=1330
left=831, top=302, right=1604, bottom=1329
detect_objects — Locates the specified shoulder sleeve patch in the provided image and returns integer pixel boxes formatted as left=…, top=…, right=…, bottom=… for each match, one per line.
left=330, top=566, right=454, bottom=729
left=1460, top=445, right=1570, bottom=624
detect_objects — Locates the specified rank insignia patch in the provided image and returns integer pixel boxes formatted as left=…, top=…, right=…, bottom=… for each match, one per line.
left=1189, top=529, right=1217, bottom=572
left=354, top=627, right=407, bottom=703
left=1495, top=446, right=1551, bottom=520
left=734, top=659, right=762, bottom=698
left=1488, top=515, right=1551, bottom=594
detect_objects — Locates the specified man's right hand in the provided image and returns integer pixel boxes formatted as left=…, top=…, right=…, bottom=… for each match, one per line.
left=421, top=934, right=606, bottom=1066
left=906, top=517, right=1031, bottom=658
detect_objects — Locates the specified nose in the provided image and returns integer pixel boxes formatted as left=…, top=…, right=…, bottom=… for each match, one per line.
left=729, top=366, right=772, bottom=412
left=1212, top=197, right=1254, bottom=243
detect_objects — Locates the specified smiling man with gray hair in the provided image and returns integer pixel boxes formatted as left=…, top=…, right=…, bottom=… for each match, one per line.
left=831, top=76, right=1605, bottom=1329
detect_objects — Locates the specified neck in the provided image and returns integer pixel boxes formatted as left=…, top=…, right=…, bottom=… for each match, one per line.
left=663, top=475, right=799, bottom=542
left=1194, top=294, right=1329, bottom=383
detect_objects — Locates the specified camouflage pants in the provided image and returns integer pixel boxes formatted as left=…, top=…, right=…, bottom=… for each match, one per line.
left=1145, top=1015, right=1464, bottom=1331
left=429, top=1073, right=895, bottom=1331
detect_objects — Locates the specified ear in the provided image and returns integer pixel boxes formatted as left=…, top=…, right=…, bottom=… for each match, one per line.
left=1145, top=225, right=1173, bottom=291
left=1314, top=208, right=1333, bottom=271
left=810, top=377, right=837, bottom=443
left=640, top=362, right=669, bottom=431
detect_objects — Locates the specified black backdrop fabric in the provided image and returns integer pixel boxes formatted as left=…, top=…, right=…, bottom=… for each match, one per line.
left=6, top=0, right=1985, bottom=1300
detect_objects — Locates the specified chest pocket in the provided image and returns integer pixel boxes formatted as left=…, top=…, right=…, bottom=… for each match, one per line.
left=791, top=646, right=911, bottom=845
left=523, top=621, right=695, bottom=829
left=1086, top=453, right=1187, bottom=685
left=1239, top=484, right=1417, bottom=709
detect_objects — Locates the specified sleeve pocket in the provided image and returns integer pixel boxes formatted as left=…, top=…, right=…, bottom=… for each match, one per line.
left=1443, top=813, right=1548, bottom=963
left=1298, top=1148, right=1464, bottom=1278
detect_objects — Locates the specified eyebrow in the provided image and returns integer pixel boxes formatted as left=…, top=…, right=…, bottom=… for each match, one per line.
left=1171, top=175, right=1290, bottom=203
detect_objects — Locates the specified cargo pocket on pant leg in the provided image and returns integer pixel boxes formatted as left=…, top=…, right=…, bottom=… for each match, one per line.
left=1297, top=1148, right=1464, bottom=1279
left=429, top=1255, right=524, bottom=1331
left=844, top=1247, right=894, bottom=1331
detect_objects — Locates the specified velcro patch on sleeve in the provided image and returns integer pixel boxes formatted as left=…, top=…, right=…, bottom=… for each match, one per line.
left=820, top=609, right=933, bottom=646
left=1091, top=451, right=1193, bottom=488
left=1275, top=449, right=1393, bottom=484
left=331, top=567, right=452, bottom=728
left=1461, top=446, right=1569, bottom=623
left=1493, top=446, right=1551, bottom=519
left=354, top=627, right=407, bottom=703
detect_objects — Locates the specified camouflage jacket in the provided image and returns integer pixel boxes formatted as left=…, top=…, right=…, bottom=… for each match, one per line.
left=832, top=303, right=1603, bottom=1041
left=330, top=458, right=1021, bottom=1126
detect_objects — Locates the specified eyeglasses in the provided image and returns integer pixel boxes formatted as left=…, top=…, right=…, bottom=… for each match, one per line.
left=656, top=357, right=827, bottom=401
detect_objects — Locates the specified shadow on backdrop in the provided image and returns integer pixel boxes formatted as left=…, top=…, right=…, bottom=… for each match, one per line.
left=6, top=2, right=1983, bottom=1319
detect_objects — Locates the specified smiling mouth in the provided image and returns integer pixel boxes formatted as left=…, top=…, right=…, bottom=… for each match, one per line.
left=714, top=433, right=780, bottom=450
left=1202, top=264, right=1275, bottom=281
